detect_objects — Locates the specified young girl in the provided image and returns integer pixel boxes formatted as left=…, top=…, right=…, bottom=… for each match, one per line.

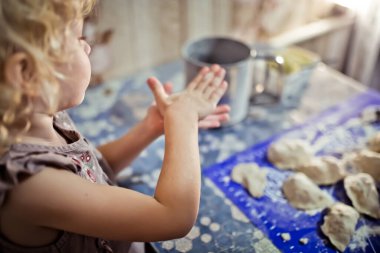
left=0, top=0, right=229, bottom=252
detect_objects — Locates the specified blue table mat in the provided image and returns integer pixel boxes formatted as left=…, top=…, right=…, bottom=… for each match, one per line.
left=203, top=91, right=380, bottom=253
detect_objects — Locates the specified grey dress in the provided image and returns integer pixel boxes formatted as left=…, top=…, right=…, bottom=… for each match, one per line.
left=0, top=112, right=131, bottom=253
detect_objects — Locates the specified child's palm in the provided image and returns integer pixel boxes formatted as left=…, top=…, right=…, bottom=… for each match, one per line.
left=147, top=65, right=228, bottom=122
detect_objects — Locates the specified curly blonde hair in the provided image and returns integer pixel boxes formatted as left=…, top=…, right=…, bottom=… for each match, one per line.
left=0, top=0, right=96, bottom=154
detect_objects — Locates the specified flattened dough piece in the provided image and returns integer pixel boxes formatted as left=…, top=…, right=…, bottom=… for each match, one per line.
left=267, top=139, right=314, bottom=170
left=231, top=163, right=267, bottom=197
left=344, top=173, right=380, bottom=219
left=297, top=156, right=346, bottom=185
left=351, top=150, right=380, bottom=181
left=321, top=203, right=359, bottom=252
left=368, top=132, right=380, bottom=152
left=282, top=172, right=333, bottom=210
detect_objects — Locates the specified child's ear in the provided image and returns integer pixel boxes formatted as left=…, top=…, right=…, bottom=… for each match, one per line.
left=4, top=52, right=34, bottom=88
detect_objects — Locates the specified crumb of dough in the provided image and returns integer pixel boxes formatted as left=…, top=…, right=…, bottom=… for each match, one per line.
left=280, top=233, right=291, bottom=242
left=299, top=238, right=309, bottom=245
left=267, top=138, right=314, bottom=170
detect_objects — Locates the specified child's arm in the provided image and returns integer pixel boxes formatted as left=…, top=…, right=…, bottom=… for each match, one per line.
left=97, top=76, right=230, bottom=175
left=5, top=66, right=227, bottom=242
left=96, top=112, right=164, bottom=174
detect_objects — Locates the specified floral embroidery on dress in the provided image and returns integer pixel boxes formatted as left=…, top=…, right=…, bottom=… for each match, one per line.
left=73, top=151, right=98, bottom=183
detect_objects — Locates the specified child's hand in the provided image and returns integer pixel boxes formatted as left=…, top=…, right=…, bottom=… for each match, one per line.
left=198, top=104, right=230, bottom=129
left=142, top=82, right=173, bottom=137
left=147, top=65, right=228, bottom=126
left=144, top=102, right=230, bottom=136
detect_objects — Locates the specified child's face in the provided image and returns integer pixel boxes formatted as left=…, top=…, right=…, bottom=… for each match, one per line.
left=56, top=20, right=91, bottom=110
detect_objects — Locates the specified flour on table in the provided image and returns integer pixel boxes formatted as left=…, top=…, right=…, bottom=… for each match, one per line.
left=297, top=156, right=346, bottom=185
left=351, top=149, right=380, bottom=182
left=282, top=172, right=334, bottom=210
left=344, top=173, right=380, bottom=219
left=349, top=225, right=380, bottom=251
left=321, top=203, right=359, bottom=252
left=231, top=163, right=267, bottom=197
left=267, top=139, right=314, bottom=170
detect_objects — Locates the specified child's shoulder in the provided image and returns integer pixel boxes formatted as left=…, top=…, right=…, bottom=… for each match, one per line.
left=0, top=114, right=114, bottom=207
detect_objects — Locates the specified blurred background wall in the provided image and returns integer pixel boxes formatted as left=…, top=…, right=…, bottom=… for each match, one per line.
left=86, top=0, right=380, bottom=88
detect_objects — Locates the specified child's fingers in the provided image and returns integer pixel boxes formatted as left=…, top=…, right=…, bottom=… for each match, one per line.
left=199, top=112, right=230, bottom=129
left=187, top=67, right=210, bottom=90
left=213, top=104, right=231, bottom=114
left=203, top=68, right=226, bottom=98
left=202, top=113, right=230, bottom=123
left=209, top=81, right=228, bottom=104
left=163, top=82, right=173, bottom=95
left=196, top=65, right=220, bottom=92
left=199, top=114, right=230, bottom=129
left=199, top=120, right=221, bottom=129
left=147, top=77, right=168, bottom=104
left=210, top=64, right=220, bottom=72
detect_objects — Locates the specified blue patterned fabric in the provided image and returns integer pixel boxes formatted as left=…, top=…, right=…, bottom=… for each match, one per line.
left=68, top=60, right=379, bottom=253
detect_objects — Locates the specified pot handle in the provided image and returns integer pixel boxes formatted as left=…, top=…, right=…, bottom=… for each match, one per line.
left=250, top=49, right=284, bottom=105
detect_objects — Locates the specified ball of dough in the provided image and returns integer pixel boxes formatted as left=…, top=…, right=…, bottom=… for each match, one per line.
left=297, top=156, right=346, bottom=185
left=351, top=150, right=380, bottom=182
left=321, top=203, right=359, bottom=252
left=231, top=163, right=259, bottom=183
left=344, top=173, right=380, bottom=219
left=282, top=172, right=334, bottom=210
left=368, top=132, right=380, bottom=152
left=267, top=139, right=314, bottom=170
left=231, top=163, right=267, bottom=198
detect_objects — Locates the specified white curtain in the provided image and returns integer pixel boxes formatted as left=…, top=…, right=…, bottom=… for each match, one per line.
left=345, top=0, right=380, bottom=86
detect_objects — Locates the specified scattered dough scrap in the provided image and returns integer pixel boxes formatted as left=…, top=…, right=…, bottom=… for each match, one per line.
left=344, top=173, right=380, bottom=219
left=299, top=238, right=309, bottom=245
left=282, top=172, right=334, bottom=210
left=351, top=150, right=380, bottom=182
left=231, top=163, right=267, bottom=197
left=368, top=133, right=380, bottom=152
left=321, top=203, right=359, bottom=252
left=280, top=233, right=291, bottom=242
left=297, top=156, right=346, bottom=185
left=267, top=139, right=314, bottom=170
left=361, top=106, right=380, bottom=123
